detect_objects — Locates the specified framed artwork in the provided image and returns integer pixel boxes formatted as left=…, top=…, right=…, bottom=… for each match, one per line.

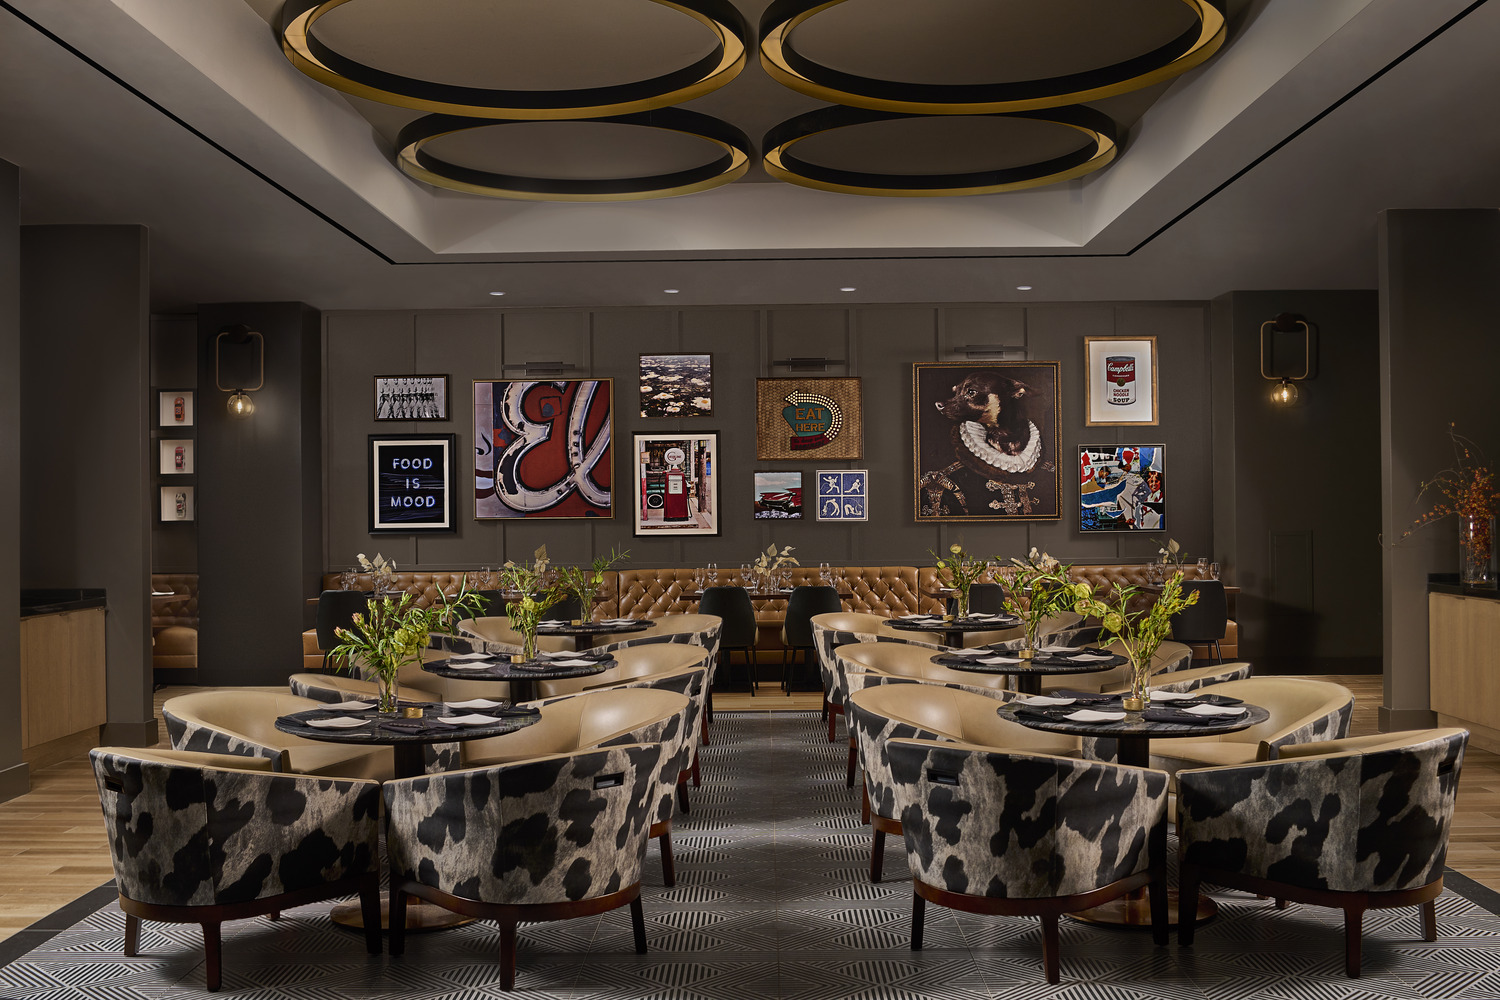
left=1084, top=336, right=1158, bottom=425
left=632, top=432, right=719, bottom=536
left=815, top=469, right=868, bottom=521
left=755, top=377, right=864, bottom=460
left=1079, top=444, right=1165, bottom=531
left=753, top=471, right=803, bottom=519
left=368, top=433, right=458, bottom=533
left=913, top=361, right=1061, bottom=522
left=159, top=486, right=194, bottom=522
left=375, top=374, right=448, bottom=420
left=474, top=380, right=613, bottom=519
left=159, top=439, right=194, bottom=475
left=158, top=391, right=193, bottom=427
left=639, top=354, right=713, bottom=417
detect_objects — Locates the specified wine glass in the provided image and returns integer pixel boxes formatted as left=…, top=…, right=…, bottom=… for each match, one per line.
left=739, top=563, right=751, bottom=586
left=1196, top=557, right=1209, bottom=578
left=706, top=562, right=718, bottom=587
left=340, top=567, right=357, bottom=590
left=818, top=561, right=832, bottom=585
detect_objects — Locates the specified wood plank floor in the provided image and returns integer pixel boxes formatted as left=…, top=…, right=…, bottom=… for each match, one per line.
left=1, top=674, right=1494, bottom=946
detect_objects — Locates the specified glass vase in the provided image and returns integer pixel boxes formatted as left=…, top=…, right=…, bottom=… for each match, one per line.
left=375, top=665, right=400, bottom=715
left=955, top=586, right=971, bottom=618
left=1460, top=514, right=1497, bottom=590
left=1123, top=654, right=1149, bottom=712
left=521, top=627, right=538, bottom=662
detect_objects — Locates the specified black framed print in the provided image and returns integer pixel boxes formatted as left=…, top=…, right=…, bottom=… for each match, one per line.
left=375, top=374, right=449, bottom=420
left=369, top=433, right=458, bottom=533
left=632, top=431, right=719, bottom=536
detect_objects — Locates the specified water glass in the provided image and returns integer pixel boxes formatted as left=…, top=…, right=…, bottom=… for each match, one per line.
left=1209, top=562, right=1221, bottom=581
left=1196, top=557, right=1209, bottom=578
left=340, top=568, right=357, bottom=590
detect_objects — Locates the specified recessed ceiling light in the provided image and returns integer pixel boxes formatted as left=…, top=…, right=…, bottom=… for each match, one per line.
left=488, top=291, right=505, bottom=296
left=663, top=288, right=680, bottom=294
left=839, top=286, right=857, bottom=292
left=1015, top=285, right=1033, bottom=291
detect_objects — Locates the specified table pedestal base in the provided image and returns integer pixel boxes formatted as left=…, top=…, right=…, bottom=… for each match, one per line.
left=1068, top=888, right=1215, bottom=928
left=331, top=893, right=474, bottom=932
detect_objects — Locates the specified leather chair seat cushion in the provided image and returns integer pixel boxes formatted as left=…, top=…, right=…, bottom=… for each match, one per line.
left=153, top=625, right=197, bottom=655
left=1150, top=741, right=1260, bottom=776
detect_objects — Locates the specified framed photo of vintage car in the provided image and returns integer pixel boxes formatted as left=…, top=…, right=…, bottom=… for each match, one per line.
left=633, top=432, right=719, bottom=536
left=1084, top=336, right=1158, bottom=425
left=913, top=361, right=1061, bottom=522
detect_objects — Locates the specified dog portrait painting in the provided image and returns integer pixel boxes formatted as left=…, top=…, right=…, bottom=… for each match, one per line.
left=913, top=362, right=1061, bottom=521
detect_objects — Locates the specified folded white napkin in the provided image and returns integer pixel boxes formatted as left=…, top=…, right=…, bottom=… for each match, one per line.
left=978, top=656, right=1024, bottom=665
left=599, top=619, right=638, bottom=626
left=545, top=658, right=600, bottom=667
left=1064, top=709, right=1126, bottom=723
left=1064, top=653, right=1115, bottom=662
left=1150, top=690, right=1194, bottom=702
left=446, top=698, right=506, bottom=710
left=1039, top=645, right=1077, bottom=654
left=942, top=648, right=990, bottom=657
left=448, top=652, right=494, bottom=661
left=444, top=661, right=498, bottom=671
left=1182, top=704, right=1247, bottom=717
left=328, top=700, right=374, bottom=711
left=1018, top=695, right=1075, bottom=706
left=443, top=713, right=505, bottom=725
left=538, top=619, right=568, bottom=626
left=305, top=716, right=370, bottom=729
left=900, top=615, right=940, bottom=622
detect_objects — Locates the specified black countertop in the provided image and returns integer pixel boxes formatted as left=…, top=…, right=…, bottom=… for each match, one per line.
left=1427, top=573, right=1500, bottom=600
left=21, top=588, right=108, bottom=617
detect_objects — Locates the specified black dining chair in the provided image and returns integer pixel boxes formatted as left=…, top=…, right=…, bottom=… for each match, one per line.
left=781, top=586, right=843, bottom=694
left=1170, top=580, right=1228, bottom=664
left=699, top=586, right=760, bottom=695
left=315, top=590, right=374, bottom=670
left=964, top=581, right=1008, bottom=615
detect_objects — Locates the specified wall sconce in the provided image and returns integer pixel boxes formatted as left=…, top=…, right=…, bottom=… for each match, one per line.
left=500, top=360, right=579, bottom=377
left=1259, top=313, right=1315, bottom=405
left=769, top=356, right=844, bottom=372
left=215, top=325, right=264, bottom=419
left=950, top=344, right=1029, bottom=361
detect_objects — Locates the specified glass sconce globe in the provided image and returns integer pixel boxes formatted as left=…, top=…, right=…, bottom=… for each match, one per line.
left=227, top=391, right=256, bottom=418
left=1269, top=379, right=1299, bottom=405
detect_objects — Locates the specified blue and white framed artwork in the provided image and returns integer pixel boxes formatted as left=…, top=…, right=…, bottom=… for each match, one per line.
left=815, top=469, right=869, bottom=521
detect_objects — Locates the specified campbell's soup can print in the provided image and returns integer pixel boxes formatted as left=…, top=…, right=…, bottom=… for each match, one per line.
left=1105, top=355, right=1136, bottom=405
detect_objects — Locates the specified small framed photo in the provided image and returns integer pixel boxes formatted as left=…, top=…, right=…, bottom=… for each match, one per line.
left=159, top=391, right=194, bottom=427
left=375, top=374, right=448, bottom=420
left=159, top=439, right=194, bottom=475
left=753, top=470, right=803, bottom=520
left=1079, top=444, right=1165, bottom=531
left=369, top=433, right=458, bottom=533
left=815, top=469, right=868, bottom=521
left=160, top=486, right=194, bottom=522
left=633, top=432, right=719, bottom=536
left=1085, top=337, right=1158, bottom=425
left=639, top=354, right=713, bottom=418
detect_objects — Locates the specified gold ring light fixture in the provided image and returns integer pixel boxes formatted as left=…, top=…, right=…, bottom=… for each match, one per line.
left=1260, top=313, right=1315, bottom=406
left=396, top=110, right=753, bottom=202
left=215, top=325, right=264, bottom=419
left=763, top=105, right=1118, bottom=197
left=280, top=0, right=749, bottom=119
left=759, top=0, right=1226, bottom=114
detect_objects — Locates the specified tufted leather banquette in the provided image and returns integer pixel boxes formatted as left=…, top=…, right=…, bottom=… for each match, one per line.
left=151, top=573, right=198, bottom=677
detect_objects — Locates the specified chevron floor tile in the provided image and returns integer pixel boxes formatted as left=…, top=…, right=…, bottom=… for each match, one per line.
left=1, top=711, right=1497, bottom=999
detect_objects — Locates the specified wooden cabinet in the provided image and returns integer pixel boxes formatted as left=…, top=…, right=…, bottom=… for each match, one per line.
left=19, top=607, right=107, bottom=750
left=1429, top=592, right=1500, bottom=752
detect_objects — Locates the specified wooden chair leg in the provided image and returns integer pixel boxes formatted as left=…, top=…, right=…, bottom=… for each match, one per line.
left=1344, top=906, right=1365, bottom=977
left=631, top=896, right=647, bottom=954
left=389, top=888, right=408, bottom=956
left=860, top=781, right=870, bottom=825
left=498, top=919, right=519, bottom=991
left=123, top=913, right=140, bottom=957
left=911, top=891, right=925, bottom=950
left=1274, top=897, right=1288, bottom=909
left=748, top=649, right=758, bottom=695
left=870, top=829, right=885, bottom=883
left=677, top=772, right=691, bottom=813
left=1178, top=866, right=1201, bottom=946
left=846, top=738, right=858, bottom=789
left=1041, top=914, right=1061, bottom=984
left=1421, top=898, right=1438, bottom=942
left=821, top=690, right=829, bottom=720
left=359, top=873, right=382, bottom=955
left=267, top=910, right=281, bottom=921
left=692, top=751, right=701, bottom=787
left=701, top=711, right=710, bottom=748
left=201, top=921, right=223, bottom=992
left=659, top=830, right=676, bottom=888
left=827, top=704, right=837, bottom=743
left=1148, top=874, right=1168, bottom=947
left=705, top=682, right=714, bottom=728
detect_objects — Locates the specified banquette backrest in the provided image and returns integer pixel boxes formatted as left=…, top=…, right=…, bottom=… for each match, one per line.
left=150, top=572, right=198, bottom=628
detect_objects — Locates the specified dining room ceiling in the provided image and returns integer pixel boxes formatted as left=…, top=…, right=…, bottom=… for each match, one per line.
left=0, top=0, right=1497, bottom=311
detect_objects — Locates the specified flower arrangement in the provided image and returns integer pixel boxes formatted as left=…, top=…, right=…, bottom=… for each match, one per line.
left=356, top=551, right=398, bottom=593
left=1072, top=571, right=1198, bottom=709
left=930, top=543, right=991, bottom=617
left=496, top=546, right=567, bottom=661
left=751, top=544, right=798, bottom=587
left=1004, top=548, right=1072, bottom=650
left=1157, top=537, right=1184, bottom=568
left=1404, top=424, right=1500, bottom=587
left=327, top=582, right=485, bottom=713
left=555, top=546, right=630, bottom=623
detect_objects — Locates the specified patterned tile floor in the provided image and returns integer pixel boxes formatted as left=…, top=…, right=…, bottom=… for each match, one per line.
left=2, top=712, right=1499, bottom=999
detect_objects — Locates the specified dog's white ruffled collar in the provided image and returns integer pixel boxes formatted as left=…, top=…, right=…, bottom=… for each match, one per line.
left=958, top=419, right=1042, bottom=474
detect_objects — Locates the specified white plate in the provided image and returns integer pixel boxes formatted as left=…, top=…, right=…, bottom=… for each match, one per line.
left=1018, top=695, right=1075, bottom=706
left=1038, top=645, right=1078, bottom=654
left=1064, top=653, right=1115, bottom=662
left=446, top=698, right=506, bottom=710
left=1064, top=709, right=1126, bottom=723
left=943, top=648, right=990, bottom=658
left=444, top=661, right=498, bottom=671
left=328, top=700, right=374, bottom=711
left=978, top=656, right=1024, bottom=665
left=443, top=713, right=506, bottom=725
left=1182, top=704, right=1247, bottom=717
left=1149, top=690, right=1194, bottom=702
left=599, top=619, right=638, bottom=626
left=305, top=716, right=369, bottom=729
left=545, top=659, right=600, bottom=667
left=448, top=652, right=494, bottom=661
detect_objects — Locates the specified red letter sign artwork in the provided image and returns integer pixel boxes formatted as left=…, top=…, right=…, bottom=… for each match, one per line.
left=474, top=379, right=613, bottom=519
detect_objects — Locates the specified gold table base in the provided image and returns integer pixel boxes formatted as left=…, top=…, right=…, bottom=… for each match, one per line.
left=1068, top=888, right=1216, bottom=928
left=330, top=893, right=474, bottom=933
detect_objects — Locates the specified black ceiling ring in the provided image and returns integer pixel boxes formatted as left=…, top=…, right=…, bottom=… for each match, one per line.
left=762, top=105, right=1119, bottom=197
left=281, top=0, right=750, bottom=118
left=395, top=109, right=754, bottom=201
left=759, top=0, right=1225, bottom=113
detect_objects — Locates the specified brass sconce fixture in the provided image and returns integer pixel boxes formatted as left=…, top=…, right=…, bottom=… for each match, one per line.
left=215, top=325, right=264, bottom=419
left=1259, top=313, right=1314, bottom=406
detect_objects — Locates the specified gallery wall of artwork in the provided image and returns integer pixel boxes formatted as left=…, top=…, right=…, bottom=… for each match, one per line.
left=320, top=302, right=1215, bottom=570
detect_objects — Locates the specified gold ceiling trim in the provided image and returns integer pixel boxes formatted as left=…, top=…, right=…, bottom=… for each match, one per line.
left=395, top=111, right=752, bottom=202
left=762, top=107, right=1119, bottom=197
left=280, top=0, right=749, bottom=119
left=759, top=0, right=1226, bottom=114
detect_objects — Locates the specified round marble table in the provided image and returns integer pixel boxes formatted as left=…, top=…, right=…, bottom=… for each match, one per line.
left=883, top=613, right=1021, bottom=649
left=932, top=648, right=1126, bottom=695
left=534, top=618, right=654, bottom=650
left=423, top=652, right=615, bottom=702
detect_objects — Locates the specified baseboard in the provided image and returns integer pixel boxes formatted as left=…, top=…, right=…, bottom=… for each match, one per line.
left=1381, top=705, right=1439, bottom=732
left=0, top=760, right=31, bottom=804
left=1437, top=713, right=1500, bottom=754
left=100, top=719, right=160, bottom=747
left=22, top=729, right=100, bottom=770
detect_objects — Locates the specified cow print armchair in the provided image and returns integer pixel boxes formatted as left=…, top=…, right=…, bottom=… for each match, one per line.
left=1176, top=727, right=1469, bottom=976
left=887, top=738, right=1169, bottom=984
left=382, top=743, right=664, bottom=991
left=90, top=747, right=381, bottom=992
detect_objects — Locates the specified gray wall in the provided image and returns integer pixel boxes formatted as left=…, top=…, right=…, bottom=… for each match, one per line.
left=1379, top=209, right=1500, bottom=728
left=1211, top=290, right=1382, bottom=673
left=0, top=161, right=24, bottom=802
left=19, top=225, right=156, bottom=746
left=150, top=313, right=198, bottom=573
left=195, top=303, right=322, bottom=686
left=323, top=303, right=1215, bottom=572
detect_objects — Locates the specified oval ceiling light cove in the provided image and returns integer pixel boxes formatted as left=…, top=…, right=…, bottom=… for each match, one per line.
left=759, top=0, right=1225, bottom=113
left=762, top=106, right=1118, bottom=197
left=281, top=0, right=749, bottom=119
left=395, top=110, right=753, bottom=201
